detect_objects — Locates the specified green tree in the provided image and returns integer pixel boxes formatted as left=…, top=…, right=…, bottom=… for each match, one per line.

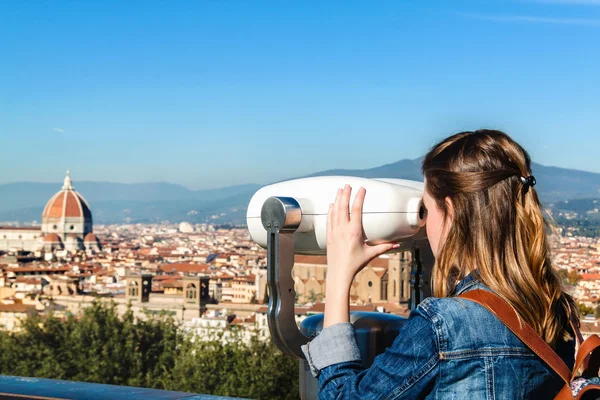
left=306, top=289, right=323, bottom=304
left=568, top=270, right=581, bottom=285
left=577, top=303, right=594, bottom=317
left=0, top=301, right=299, bottom=400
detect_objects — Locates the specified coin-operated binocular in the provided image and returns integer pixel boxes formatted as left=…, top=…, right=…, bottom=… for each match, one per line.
left=247, top=176, right=434, bottom=400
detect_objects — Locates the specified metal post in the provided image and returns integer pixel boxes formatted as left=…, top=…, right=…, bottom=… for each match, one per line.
left=261, top=196, right=309, bottom=359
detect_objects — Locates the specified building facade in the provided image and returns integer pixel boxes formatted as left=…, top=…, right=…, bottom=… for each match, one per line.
left=293, top=252, right=412, bottom=305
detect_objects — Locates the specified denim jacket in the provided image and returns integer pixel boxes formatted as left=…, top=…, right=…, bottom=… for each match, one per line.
left=301, top=273, right=575, bottom=399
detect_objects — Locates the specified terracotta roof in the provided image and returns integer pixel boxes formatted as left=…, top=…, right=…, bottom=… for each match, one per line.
left=65, top=192, right=80, bottom=217
left=234, top=274, right=256, bottom=283
left=374, top=268, right=388, bottom=279
left=44, top=192, right=65, bottom=219
left=44, top=233, right=62, bottom=243
left=369, top=257, right=390, bottom=268
left=581, top=274, right=600, bottom=281
left=84, top=233, right=98, bottom=242
left=13, top=278, right=42, bottom=285
left=162, top=280, right=183, bottom=289
left=294, top=255, right=328, bottom=265
left=0, top=304, right=36, bottom=313
left=152, top=275, right=176, bottom=281
left=158, top=263, right=209, bottom=274
left=43, top=190, right=92, bottom=220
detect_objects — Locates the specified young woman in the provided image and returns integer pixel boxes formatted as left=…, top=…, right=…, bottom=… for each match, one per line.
left=301, top=129, right=577, bottom=399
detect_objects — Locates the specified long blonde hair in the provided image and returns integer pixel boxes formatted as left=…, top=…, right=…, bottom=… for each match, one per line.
left=422, top=129, right=576, bottom=347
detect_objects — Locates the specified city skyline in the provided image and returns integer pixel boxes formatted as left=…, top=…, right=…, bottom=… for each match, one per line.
left=2, top=0, right=600, bottom=189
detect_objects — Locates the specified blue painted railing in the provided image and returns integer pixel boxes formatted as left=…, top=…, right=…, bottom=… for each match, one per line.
left=0, top=376, right=246, bottom=400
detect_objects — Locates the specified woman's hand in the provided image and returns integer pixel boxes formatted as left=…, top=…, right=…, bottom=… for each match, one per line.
left=323, top=184, right=399, bottom=328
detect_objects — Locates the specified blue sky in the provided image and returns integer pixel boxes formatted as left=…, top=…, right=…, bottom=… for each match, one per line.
left=1, top=0, right=599, bottom=189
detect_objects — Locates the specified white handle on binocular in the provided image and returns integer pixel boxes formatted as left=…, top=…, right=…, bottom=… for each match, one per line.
left=246, top=176, right=427, bottom=255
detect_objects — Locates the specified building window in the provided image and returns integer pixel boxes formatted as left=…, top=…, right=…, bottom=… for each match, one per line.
left=53, top=225, right=57, bottom=230
left=381, top=281, right=388, bottom=301
left=393, top=280, right=397, bottom=297
left=368, top=281, right=373, bottom=287
left=186, top=283, right=197, bottom=300
left=70, top=225, right=74, bottom=230
left=129, top=281, right=139, bottom=297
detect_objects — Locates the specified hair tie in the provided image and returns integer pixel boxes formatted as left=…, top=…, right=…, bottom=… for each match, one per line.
left=520, top=175, right=536, bottom=189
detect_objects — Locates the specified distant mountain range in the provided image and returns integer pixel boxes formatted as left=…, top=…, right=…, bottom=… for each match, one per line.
left=1, top=159, right=600, bottom=225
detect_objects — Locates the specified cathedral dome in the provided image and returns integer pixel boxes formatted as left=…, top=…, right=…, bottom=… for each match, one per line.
left=84, top=232, right=98, bottom=242
left=44, top=233, right=62, bottom=243
left=41, top=171, right=93, bottom=241
left=83, top=232, right=101, bottom=253
left=42, top=171, right=92, bottom=221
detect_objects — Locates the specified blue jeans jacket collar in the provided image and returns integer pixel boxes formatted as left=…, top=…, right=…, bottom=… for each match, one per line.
left=453, top=269, right=482, bottom=296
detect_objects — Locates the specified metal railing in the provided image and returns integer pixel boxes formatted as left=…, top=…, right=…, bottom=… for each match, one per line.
left=0, top=375, right=247, bottom=400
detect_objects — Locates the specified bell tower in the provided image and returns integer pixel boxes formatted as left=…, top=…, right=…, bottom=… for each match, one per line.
left=182, top=276, right=210, bottom=319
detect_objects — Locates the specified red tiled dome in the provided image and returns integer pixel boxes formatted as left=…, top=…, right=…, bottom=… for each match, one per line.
left=44, top=233, right=62, bottom=243
left=84, top=232, right=98, bottom=242
left=42, top=171, right=92, bottom=221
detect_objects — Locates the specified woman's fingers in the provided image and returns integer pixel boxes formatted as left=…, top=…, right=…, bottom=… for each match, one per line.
left=332, top=188, right=342, bottom=226
left=338, top=185, right=351, bottom=224
left=350, top=187, right=365, bottom=231
left=365, top=242, right=400, bottom=260
left=326, top=202, right=334, bottom=244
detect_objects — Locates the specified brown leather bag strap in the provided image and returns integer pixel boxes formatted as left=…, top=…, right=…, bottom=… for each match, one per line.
left=569, top=315, right=588, bottom=374
left=458, top=289, right=572, bottom=385
left=573, top=335, right=600, bottom=378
